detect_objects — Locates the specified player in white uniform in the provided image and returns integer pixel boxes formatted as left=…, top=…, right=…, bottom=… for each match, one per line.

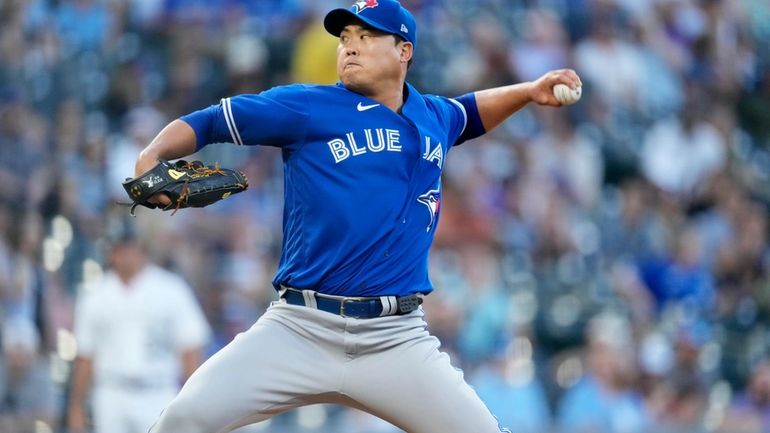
left=68, top=232, right=211, bottom=433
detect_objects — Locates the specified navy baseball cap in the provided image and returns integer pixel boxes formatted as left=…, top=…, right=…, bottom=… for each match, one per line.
left=324, top=0, right=417, bottom=47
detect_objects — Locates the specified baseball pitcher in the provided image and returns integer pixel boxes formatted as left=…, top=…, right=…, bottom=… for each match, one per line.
left=131, top=1, right=582, bottom=432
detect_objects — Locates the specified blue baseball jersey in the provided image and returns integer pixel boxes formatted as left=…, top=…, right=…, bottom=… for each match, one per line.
left=182, top=82, right=484, bottom=296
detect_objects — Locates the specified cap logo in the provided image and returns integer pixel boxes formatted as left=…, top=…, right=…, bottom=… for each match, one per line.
left=353, top=0, right=379, bottom=14
left=400, top=24, right=408, bottom=33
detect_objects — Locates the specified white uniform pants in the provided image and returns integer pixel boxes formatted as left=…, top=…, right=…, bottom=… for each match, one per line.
left=93, top=386, right=176, bottom=433
left=149, top=302, right=506, bottom=433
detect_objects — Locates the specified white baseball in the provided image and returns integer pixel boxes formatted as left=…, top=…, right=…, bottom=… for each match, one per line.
left=553, top=83, right=582, bottom=105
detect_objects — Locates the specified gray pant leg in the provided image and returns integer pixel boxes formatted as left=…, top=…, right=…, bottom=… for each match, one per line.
left=343, top=310, right=507, bottom=433
left=149, top=303, right=505, bottom=433
left=149, top=303, right=349, bottom=433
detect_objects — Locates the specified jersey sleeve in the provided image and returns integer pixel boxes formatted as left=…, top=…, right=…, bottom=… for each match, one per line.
left=430, top=95, right=467, bottom=147
left=180, top=84, right=311, bottom=151
left=433, top=92, right=485, bottom=147
left=452, top=92, right=486, bottom=145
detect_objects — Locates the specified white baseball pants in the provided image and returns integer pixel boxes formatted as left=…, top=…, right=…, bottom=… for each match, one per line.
left=92, top=386, right=176, bottom=433
left=149, top=302, right=507, bottom=433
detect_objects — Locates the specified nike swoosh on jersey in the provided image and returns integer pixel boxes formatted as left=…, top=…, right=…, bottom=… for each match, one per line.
left=357, top=102, right=380, bottom=112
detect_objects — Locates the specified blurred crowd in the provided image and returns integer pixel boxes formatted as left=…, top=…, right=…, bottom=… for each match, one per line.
left=1, top=0, right=770, bottom=432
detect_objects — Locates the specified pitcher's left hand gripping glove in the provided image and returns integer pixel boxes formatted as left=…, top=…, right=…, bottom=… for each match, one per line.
left=122, top=160, right=248, bottom=216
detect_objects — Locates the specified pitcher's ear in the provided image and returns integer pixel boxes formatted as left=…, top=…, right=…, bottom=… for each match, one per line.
left=400, top=42, right=413, bottom=63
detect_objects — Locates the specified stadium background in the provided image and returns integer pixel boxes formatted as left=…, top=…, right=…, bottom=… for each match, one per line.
left=1, top=0, right=770, bottom=432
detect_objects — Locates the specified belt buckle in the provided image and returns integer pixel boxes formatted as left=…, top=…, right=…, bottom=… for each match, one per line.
left=340, top=298, right=356, bottom=318
left=339, top=297, right=370, bottom=318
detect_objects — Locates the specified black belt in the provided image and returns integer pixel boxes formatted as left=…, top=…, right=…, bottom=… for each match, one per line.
left=280, top=287, right=422, bottom=319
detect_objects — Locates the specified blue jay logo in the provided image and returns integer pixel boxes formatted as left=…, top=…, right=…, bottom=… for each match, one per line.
left=417, top=189, right=441, bottom=232
left=353, top=0, right=379, bottom=13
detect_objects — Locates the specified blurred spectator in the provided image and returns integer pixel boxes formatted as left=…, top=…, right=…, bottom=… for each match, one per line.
left=0, top=212, right=56, bottom=433
left=107, top=106, right=168, bottom=200
left=67, top=222, right=210, bottom=433
left=290, top=11, right=339, bottom=84
left=573, top=5, right=644, bottom=109
left=471, top=334, right=552, bottom=433
left=456, top=244, right=510, bottom=363
left=638, top=225, right=716, bottom=316
left=718, top=359, right=770, bottom=433
left=556, top=312, right=652, bottom=433
left=54, top=0, right=113, bottom=54
left=527, top=110, right=603, bottom=209
left=599, top=178, right=659, bottom=261
left=508, top=8, right=569, bottom=83
left=640, top=91, right=727, bottom=201
left=645, top=321, right=714, bottom=433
